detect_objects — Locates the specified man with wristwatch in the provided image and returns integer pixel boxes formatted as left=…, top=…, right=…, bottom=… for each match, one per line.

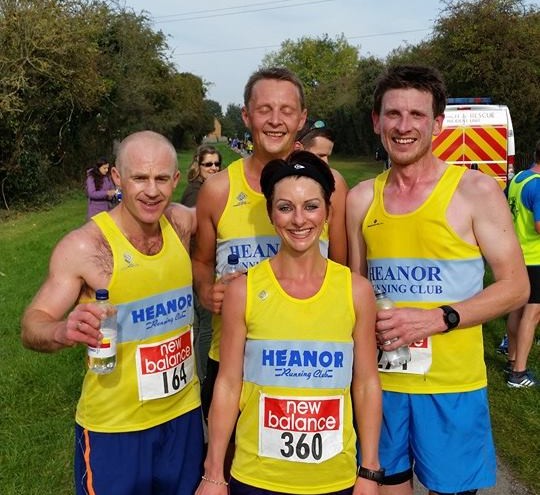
left=347, top=65, right=528, bottom=495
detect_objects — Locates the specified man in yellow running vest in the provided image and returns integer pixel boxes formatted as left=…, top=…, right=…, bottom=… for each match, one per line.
left=346, top=65, right=528, bottom=495
left=21, top=131, right=203, bottom=495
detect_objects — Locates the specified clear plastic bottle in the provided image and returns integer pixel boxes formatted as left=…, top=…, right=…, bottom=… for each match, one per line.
left=221, top=253, right=240, bottom=284
left=374, top=288, right=411, bottom=368
left=87, top=289, right=117, bottom=374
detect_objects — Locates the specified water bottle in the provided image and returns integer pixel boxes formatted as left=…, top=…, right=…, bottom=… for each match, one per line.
left=87, top=289, right=117, bottom=374
left=374, top=288, right=411, bottom=368
left=114, top=188, right=122, bottom=202
left=221, top=253, right=241, bottom=284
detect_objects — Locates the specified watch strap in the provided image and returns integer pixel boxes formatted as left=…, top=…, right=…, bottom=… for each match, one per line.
left=357, top=466, right=385, bottom=484
left=439, top=305, right=460, bottom=332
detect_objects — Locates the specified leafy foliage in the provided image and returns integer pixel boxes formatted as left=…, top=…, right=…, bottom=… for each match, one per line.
left=262, top=34, right=359, bottom=117
left=0, top=0, right=209, bottom=208
left=388, top=0, right=540, bottom=162
left=221, top=103, right=247, bottom=139
left=2, top=0, right=540, bottom=208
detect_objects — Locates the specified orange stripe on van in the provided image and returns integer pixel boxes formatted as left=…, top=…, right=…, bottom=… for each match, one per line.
left=83, top=429, right=96, bottom=495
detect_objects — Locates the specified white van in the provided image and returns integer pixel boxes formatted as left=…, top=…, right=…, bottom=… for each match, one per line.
left=432, top=97, right=515, bottom=188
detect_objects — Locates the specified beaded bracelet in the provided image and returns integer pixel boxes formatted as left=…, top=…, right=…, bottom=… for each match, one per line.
left=201, top=475, right=229, bottom=486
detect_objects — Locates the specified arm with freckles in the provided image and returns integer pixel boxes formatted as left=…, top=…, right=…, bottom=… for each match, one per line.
left=346, top=179, right=375, bottom=276
left=350, top=273, right=382, bottom=495
left=195, top=276, right=246, bottom=495
left=21, top=228, right=107, bottom=353
left=166, top=202, right=197, bottom=252
left=328, top=168, right=349, bottom=265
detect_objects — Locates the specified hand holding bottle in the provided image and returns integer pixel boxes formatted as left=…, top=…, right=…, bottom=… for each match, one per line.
left=374, top=288, right=411, bottom=369
left=87, top=289, right=118, bottom=374
left=219, top=253, right=245, bottom=285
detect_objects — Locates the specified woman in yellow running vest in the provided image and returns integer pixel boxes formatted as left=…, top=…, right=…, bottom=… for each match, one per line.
left=196, top=151, right=382, bottom=495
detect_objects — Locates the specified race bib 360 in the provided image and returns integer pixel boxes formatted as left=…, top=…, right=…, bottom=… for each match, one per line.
left=258, top=394, right=343, bottom=464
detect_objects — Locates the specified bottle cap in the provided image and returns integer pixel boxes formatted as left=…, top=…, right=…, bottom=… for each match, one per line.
left=373, top=287, right=386, bottom=297
left=227, top=254, right=239, bottom=265
left=95, top=289, right=109, bottom=300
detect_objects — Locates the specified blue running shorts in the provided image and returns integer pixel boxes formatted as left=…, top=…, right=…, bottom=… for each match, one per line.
left=359, top=389, right=496, bottom=493
left=74, top=407, right=204, bottom=495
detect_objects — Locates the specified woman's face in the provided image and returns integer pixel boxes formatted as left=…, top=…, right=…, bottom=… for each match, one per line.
left=199, top=153, right=221, bottom=180
left=270, top=176, right=327, bottom=254
left=98, top=163, right=110, bottom=176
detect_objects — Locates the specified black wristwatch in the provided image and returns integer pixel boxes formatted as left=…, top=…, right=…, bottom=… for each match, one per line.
left=440, top=305, right=460, bottom=333
left=357, top=466, right=385, bottom=484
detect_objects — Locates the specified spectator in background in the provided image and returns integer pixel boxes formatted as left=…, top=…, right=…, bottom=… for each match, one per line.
left=505, top=139, right=540, bottom=388
left=295, top=120, right=349, bottom=264
left=181, top=144, right=222, bottom=380
left=85, top=157, right=116, bottom=220
left=181, top=145, right=222, bottom=208
left=295, top=120, right=335, bottom=164
left=375, top=143, right=391, bottom=170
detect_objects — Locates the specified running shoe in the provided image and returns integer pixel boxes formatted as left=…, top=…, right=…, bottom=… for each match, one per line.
left=497, top=334, right=509, bottom=355
left=507, top=370, right=536, bottom=388
left=503, top=360, right=514, bottom=375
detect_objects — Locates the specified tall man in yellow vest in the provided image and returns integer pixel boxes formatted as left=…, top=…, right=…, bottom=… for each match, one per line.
left=21, top=131, right=203, bottom=495
left=505, top=139, right=540, bottom=388
left=346, top=65, right=528, bottom=495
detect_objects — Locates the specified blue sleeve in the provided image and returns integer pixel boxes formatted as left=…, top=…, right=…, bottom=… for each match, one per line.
left=521, top=177, right=540, bottom=222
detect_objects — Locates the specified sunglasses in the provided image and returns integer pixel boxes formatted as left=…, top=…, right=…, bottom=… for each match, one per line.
left=201, top=161, right=221, bottom=168
left=297, top=120, right=327, bottom=141
left=310, top=120, right=326, bottom=129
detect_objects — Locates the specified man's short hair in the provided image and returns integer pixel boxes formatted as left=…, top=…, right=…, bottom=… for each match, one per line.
left=296, top=121, right=335, bottom=147
left=373, top=65, right=447, bottom=118
left=115, top=131, right=177, bottom=174
left=243, top=67, right=305, bottom=110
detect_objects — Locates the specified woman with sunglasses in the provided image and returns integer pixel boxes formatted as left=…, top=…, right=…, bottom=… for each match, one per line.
left=181, top=145, right=222, bottom=208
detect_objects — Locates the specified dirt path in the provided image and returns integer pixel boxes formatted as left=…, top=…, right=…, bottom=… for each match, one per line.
left=412, top=456, right=535, bottom=494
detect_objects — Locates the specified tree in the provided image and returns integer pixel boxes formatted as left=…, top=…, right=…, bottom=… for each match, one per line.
left=388, top=0, right=540, bottom=160
left=221, top=103, right=245, bottom=139
left=0, top=0, right=110, bottom=206
left=0, top=0, right=210, bottom=207
left=334, top=56, right=386, bottom=156
left=205, top=99, right=223, bottom=120
left=262, top=34, right=359, bottom=118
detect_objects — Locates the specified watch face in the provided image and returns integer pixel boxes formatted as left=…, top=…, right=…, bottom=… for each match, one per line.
left=442, top=306, right=460, bottom=330
left=448, top=312, right=459, bottom=325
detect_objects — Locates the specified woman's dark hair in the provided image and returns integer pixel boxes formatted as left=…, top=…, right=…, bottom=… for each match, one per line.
left=260, top=150, right=335, bottom=217
left=88, top=157, right=110, bottom=190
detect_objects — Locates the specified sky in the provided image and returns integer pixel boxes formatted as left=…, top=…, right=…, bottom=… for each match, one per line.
left=123, top=0, right=446, bottom=111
